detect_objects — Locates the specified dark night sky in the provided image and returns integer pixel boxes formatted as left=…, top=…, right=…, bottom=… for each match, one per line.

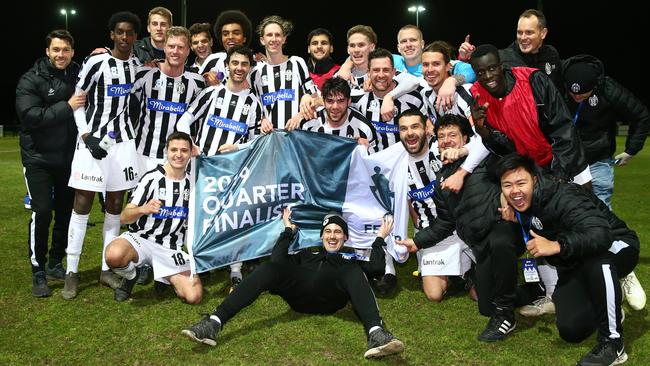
left=5, top=0, right=646, bottom=130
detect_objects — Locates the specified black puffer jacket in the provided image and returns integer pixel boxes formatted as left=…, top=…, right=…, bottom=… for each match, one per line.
left=133, top=37, right=165, bottom=63
left=520, top=175, right=639, bottom=271
left=561, top=55, right=650, bottom=163
left=16, top=57, right=79, bottom=167
left=500, top=42, right=563, bottom=91
left=413, top=154, right=503, bottom=259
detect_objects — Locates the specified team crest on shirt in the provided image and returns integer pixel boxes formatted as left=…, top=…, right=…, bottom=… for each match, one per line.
left=430, top=159, right=442, bottom=173
left=407, top=170, right=414, bottom=184
left=570, top=83, right=581, bottom=94
left=176, top=82, right=185, bottom=94
left=110, top=66, right=119, bottom=76
left=285, top=70, right=293, bottom=81
left=155, top=79, right=165, bottom=89
left=261, top=75, right=269, bottom=85
left=369, top=100, right=380, bottom=111
left=531, top=216, right=543, bottom=230
left=588, top=94, right=599, bottom=107
left=216, top=97, right=224, bottom=107
left=545, top=62, right=552, bottom=75
left=183, top=188, right=190, bottom=201
left=158, top=188, right=166, bottom=197
left=242, top=104, right=250, bottom=116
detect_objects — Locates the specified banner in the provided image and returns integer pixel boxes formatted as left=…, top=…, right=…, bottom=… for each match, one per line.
left=187, top=130, right=409, bottom=273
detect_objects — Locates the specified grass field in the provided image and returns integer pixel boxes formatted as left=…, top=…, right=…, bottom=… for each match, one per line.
left=0, top=136, right=648, bottom=365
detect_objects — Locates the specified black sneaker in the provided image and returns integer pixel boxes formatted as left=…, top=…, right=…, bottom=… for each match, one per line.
left=182, top=316, right=220, bottom=346
left=374, top=274, right=397, bottom=296
left=364, top=328, right=405, bottom=359
left=478, top=312, right=516, bottom=342
left=136, top=264, right=153, bottom=285
left=577, top=340, right=628, bottom=366
left=32, top=271, right=51, bottom=297
left=114, top=276, right=138, bottom=302
left=229, top=276, right=242, bottom=294
left=45, top=263, right=65, bottom=281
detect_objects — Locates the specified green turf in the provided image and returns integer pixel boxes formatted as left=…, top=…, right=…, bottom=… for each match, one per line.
left=0, top=136, right=648, bottom=365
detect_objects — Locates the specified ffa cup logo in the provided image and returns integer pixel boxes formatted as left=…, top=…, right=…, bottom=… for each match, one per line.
left=531, top=216, right=543, bottom=230
left=370, top=166, right=395, bottom=214
left=588, top=94, right=599, bottom=107
left=571, top=83, right=581, bottom=94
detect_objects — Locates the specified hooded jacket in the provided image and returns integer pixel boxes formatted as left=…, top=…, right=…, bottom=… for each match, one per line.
left=16, top=56, right=79, bottom=167
left=518, top=175, right=639, bottom=271
left=561, top=54, right=650, bottom=163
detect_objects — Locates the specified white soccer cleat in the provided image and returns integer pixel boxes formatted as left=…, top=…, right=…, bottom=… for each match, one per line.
left=621, top=271, right=646, bottom=310
left=519, top=295, right=555, bottom=317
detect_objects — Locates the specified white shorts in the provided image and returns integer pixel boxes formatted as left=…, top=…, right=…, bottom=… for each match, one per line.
left=137, top=154, right=166, bottom=177
left=572, top=165, right=592, bottom=185
left=418, top=234, right=474, bottom=277
left=120, top=231, right=191, bottom=284
left=69, top=138, right=140, bottom=192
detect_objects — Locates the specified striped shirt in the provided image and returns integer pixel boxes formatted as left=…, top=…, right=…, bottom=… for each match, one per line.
left=407, top=139, right=443, bottom=229
left=300, top=107, right=377, bottom=149
left=128, top=165, right=191, bottom=250
left=198, top=52, right=227, bottom=76
left=181, top=84, right=263, bottom=156
left=422, top=83, right=473, bottom=124
left=351, top=81, right=426, bottom=152
left=76, top=53, right=142, bottom=142
left=131, top=67, right=205, bottom=159
left=250, top=56, right=317, bottom=129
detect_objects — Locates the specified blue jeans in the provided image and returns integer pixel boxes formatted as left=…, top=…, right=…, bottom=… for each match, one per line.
left=589, top=158, right=614, bottom=210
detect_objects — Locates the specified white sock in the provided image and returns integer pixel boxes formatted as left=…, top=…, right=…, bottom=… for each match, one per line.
left=230, top=262, right=243, bottom=279
left=384, top=248, right=396, bottom=276
left=66, top=211, right=89, bottom=274
left=368, top=326, right=381, bottom=335
left=113, top=262, right=137, bottom=280
left=538, top=264, right=558, bottom=297
left=102, top=213, right=121, bottom=271
left=209, top=315, right=222, bottom=325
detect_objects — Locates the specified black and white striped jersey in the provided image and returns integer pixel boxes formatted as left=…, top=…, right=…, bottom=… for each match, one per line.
left=128, top=165, right=191, bottom=250
left=76, top=53, right=142, bottom=142
left=422, top=83, right=473, bottom=125
left=300, top=107, right=377, bottom=148
left=250, top=56, right=317, bottom=129
left=131, top=67, right=205, bottom=159
left=181, top=84, right=262, bottom=156
left=407, top=139, right=443, bottom=229
left=198, top=52, right=227, bottom=76
left=350, top=81, right=426, bottom=152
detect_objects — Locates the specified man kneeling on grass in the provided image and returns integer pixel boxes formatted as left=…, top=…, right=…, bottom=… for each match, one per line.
left=182, top=208, right=404, bottom=359
left=104, top=132, right=202, bottom=303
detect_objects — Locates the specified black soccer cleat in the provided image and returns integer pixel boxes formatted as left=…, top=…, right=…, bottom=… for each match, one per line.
left=182, top=316, right=220, bottom=346
left=364, top=328, right=404, bottom=359
left=577, top=339, right=628, bottom=366
left=478, top=313, right=516, bottom=342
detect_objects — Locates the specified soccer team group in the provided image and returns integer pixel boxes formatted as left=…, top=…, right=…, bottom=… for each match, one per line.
left=16, top=5, right=649, bottom=364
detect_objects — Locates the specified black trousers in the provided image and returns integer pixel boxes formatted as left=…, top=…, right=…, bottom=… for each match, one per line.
left=554, top=245, right=639, bottom=343
left=24, top=164, right=74, bottom=273
left=474, top=221, right=525, bottom=317
left=213, top=261, right=383, bottom=333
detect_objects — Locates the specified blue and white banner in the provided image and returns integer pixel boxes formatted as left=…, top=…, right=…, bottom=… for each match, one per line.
left=187, top=130, right=409, bottom=273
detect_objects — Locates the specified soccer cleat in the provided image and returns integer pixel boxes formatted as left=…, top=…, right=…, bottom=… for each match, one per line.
left=182, top=316, right=220, bottom=346
left=374, top=274, right=397, bottom=296
left=136, top=264, right=154, bottom=286
left=621, top=271, right=646, bottom=310
left=32, top=271, right=51, bottom=297
left=100, top=270, right=123, bottom=289
left=61, top=272, right=80, bottom=300
left=478, top=312, right=516, bottom=342
left=364, top=328, right=404, bottom=359
left=577, top=340, right=627, bottom=366
left=114, top=276, right=138, bottom=302
left=45, top=262, right=66, bottom=281
left=519, top=296, right=556, bottom=317
left=229, top=276, right=242, bottom=294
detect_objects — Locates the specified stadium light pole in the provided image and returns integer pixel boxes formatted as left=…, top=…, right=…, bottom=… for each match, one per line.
left=60, top=8, right=76, bottom=30
left=407, top=5, right=426, bottom=28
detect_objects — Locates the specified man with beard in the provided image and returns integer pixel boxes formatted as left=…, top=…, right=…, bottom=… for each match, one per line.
left=306, top=28, right=340, bottom=91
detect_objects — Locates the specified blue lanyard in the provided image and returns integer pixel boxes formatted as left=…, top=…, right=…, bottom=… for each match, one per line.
left=515, top=211, right=531, bottom=245
left=572, top=101, right=585, bottom=125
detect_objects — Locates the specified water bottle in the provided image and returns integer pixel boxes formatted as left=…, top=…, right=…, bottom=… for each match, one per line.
left=99, top=131, right=117, bottom=152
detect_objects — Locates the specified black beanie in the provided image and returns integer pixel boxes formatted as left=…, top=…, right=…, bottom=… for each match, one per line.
left=320, top=213, right=348, bottom=238
left=565, top=62, right=599, bottom=94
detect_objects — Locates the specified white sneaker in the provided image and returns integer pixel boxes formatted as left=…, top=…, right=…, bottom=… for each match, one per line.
left=621, top=271, right=646, bottom=310
left=519, top=296, right=555, bottom=317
